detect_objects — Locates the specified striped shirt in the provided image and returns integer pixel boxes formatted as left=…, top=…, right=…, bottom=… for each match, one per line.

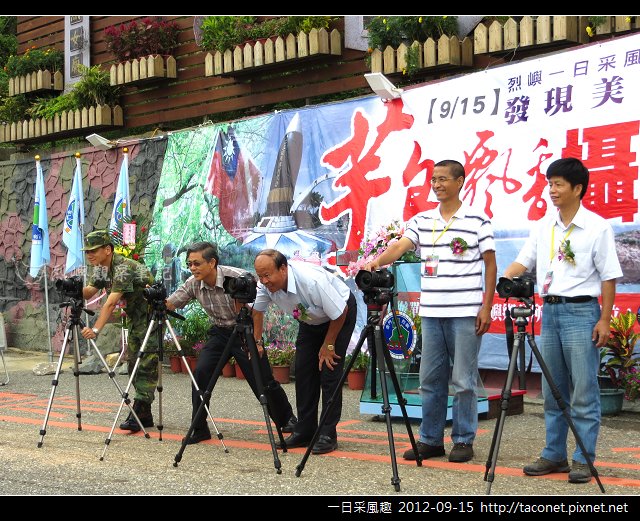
left=166, top=265, right=246, bottom=328
left=404, top=204, right=495, bottom=318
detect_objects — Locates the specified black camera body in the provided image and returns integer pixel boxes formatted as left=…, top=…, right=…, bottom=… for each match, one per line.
left=143, top=281, right=167, bottom=302
left=223, top=273, right=257, bottom=303
left=55, top=275, right=84, bottom=300
left=496, top=276, right=534, bottom=300
left=355, top=268, right=395, bottom=305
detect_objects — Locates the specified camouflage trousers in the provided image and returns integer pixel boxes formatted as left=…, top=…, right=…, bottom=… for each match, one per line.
left=127, top=331, right=159, bottom=404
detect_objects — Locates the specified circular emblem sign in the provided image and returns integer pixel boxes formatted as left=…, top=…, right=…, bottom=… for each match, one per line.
left=382, top=310, right=417, bottom=360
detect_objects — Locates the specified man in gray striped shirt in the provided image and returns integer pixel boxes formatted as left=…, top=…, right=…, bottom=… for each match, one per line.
left=367, top=159, right=496, bottom=464
left=166, top=242, right=296, bottom=444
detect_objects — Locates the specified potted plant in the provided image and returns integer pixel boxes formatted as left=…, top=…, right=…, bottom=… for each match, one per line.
left=266, top=341, right=296, bottom=384
left=222, top=356, right=236, bottom=378
left=200, top=16, right=340, bottom=77
left=365, top=16, right=460, bottom=77
left=104, top=17, right=180, bottom=86
left=600, top=310, right=640, bottom=414
left=5, top=46, right=63, bottom=96
left=345, top=350, right=370, bottom=390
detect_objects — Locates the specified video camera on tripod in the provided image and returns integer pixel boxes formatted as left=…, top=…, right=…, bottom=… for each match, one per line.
left=55, top=275, right=84, bottom=301
left=496, top=275, right=535, bottom=317
left=223, top=273, right=257, bottom=303
left=355, top=268, right=395, bottom=305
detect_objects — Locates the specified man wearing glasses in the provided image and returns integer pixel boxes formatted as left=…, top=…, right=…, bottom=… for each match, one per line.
left=80, top=229, right=158, bottom=431
left=365, top=159, right=496, bottom=464
left=165, top=241, right=296, bottom=444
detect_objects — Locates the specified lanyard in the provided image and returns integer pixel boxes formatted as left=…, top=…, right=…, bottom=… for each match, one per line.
left=550, top=223, right=575, bottom=262
left=431, top=216, right=457, bottom=255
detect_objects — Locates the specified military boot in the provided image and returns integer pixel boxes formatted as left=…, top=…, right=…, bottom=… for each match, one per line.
left=119, top=400, right=154, bottom=432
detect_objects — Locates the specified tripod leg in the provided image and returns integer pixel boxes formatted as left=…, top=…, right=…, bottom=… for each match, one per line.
left=244, top=332, right=283, bottom=474
left=37, top=327, right=72, bottom=447
left=484, top=332, right=522, bottom=494
left=174, top=332, right=238, bottom=467
left=164, top=320, right=227, bottom=452
left=295, top=326, right=369, bottom=478
left=71, top=326, right=83, bottom=431
left=371, top=324, right=403, bottom=491
left=377, top=326, right=422, bottom=471
left=100, top=320, right=158, bottom=461
left=527, top=333, right=606, bottom=493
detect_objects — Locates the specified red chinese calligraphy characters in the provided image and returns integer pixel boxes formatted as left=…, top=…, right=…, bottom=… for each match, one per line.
left=522, top=139, right=553, bottom=221
left=320, top=101, right=414, bottom=252
left=462, top=130, right=521, bottom=218
left=402, top=142, right=437, bottom=221
left=563, top=121, right=639, bottom=222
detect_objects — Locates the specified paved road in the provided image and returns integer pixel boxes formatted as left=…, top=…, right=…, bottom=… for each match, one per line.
left=0, top=349, right=639, bottom=507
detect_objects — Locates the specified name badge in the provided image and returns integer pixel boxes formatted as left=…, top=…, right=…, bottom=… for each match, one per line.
left=424, top=255, right=439, bottom=277
left=542, top=270, right=553, bottom=296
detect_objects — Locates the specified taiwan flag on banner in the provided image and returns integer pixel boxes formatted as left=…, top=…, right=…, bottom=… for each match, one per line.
left=109, top=150, right=130, bottom=231
left=29, top=159, right=50, bottom=278
left=62, top=156, right=85, bottom=273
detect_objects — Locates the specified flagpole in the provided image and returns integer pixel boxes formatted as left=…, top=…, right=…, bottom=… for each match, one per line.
left=35, top=155, right=54, bottom=362
left=74, top=152, right=91, bottom=356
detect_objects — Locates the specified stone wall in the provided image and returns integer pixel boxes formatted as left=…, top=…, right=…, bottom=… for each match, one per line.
left=0, top=137, right=167, bottom=351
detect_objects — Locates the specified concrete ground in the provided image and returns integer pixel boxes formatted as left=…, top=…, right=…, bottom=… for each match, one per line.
left=0, top=348, right=639, bottom=504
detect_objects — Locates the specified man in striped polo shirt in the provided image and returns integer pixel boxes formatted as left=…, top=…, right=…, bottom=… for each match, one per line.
left=366, top=159, right=496, bottom=463
left=166, top=241, right=296, bottom=444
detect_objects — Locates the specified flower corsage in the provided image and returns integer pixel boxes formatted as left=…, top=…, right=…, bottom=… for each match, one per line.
left=449, top=237, right=468, bottom=256
left=557, top=239, right=576, bottom=265
left=293, top=303, right=310, bottom=321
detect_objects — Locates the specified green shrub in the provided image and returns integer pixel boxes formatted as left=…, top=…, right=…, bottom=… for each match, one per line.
left=5, top=46, right=63, bottom=77
left=366, top=16, right=458, bottom=52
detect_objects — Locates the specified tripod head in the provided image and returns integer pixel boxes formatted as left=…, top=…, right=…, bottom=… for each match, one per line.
left=59, top=297, right=93, bottom=320
left=143, top=282, right=185, bottom=321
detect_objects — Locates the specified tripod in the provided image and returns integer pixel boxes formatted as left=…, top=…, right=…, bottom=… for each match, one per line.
left=484, top=302, right=605, bottom=494
left=295, top=297, right=422, bottom=492
left=100, top=296, right=227, bottom=460
left=37, top=298, right=143, bottom=448
left=173, top=304, right=286, bottom=474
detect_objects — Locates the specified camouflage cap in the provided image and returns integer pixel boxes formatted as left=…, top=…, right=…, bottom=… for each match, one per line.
left=82, top=229, right=113, bottom=251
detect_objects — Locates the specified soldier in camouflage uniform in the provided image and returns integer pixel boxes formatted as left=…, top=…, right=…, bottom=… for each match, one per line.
left=80, top=229, right=158, bottom=431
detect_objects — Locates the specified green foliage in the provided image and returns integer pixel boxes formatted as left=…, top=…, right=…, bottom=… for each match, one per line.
left=27, top=93, right=76, bottom=119
left=345, top=351, right=370, bottom=371
left=200, top=16, right=336, bottom=52
left=104, top=17, right=180, bottom=62
left=601, top=311, right=640, bottom=399
left=265, top=341, right=296, bottom=366
left=262, top=303, right=299, bottom=347
left=0, top=16, right=17, bottom=67
left=176, top=304, right=211, bottom=355
left=366, top=16, right=458, bottom=52
left=5, top=46, right=63, bottom=77
left=0, top=92, right=29, bottom=122
left=72, top=64, right=120, bottom=107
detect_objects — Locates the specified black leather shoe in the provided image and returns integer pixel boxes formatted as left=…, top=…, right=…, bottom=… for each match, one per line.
left=185, top=428, right=212, bottom=445
left=311, top=435, right=338, bottom=455
left=119, top=401, right=154, bottom=432
left=281, top=415, right=298, bottom=433
left=278, top=432, right=311, bottom=449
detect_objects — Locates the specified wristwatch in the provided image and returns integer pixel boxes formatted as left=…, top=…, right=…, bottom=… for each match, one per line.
left=326, top=344, right=334, bottom=352
left=91, top=327, right=100, bottom=337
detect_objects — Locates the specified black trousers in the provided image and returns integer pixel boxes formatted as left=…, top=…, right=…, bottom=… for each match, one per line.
left=191, top=325, right=294, bottom=430
left=293, top=293, right=357, bottom=439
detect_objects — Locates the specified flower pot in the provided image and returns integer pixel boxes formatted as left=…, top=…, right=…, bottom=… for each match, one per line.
left=235, top=364, right=246, bottom=380
left=183, top=355, right=198, bottom=374
left=169, top=355, right=182, bottom=374
left=222, top=361, right=236, bottom=378
left=272, top=365, right=291, bottom=384
left=347, top=369, right=366, bottom=390
left=600, top=388, right=624, bottom=416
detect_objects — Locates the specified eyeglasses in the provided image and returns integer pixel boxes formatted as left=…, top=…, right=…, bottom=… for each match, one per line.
left=430, top=176, right=457, bottom=185
left=186, top=260, right=205, bottom=268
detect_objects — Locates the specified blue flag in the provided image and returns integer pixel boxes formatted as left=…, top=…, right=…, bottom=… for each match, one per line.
left=63, top=157, right=85, bottom=273
left=29, top=159, right=50, bottom=278
left=109, top=151, right=131, bottom=231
